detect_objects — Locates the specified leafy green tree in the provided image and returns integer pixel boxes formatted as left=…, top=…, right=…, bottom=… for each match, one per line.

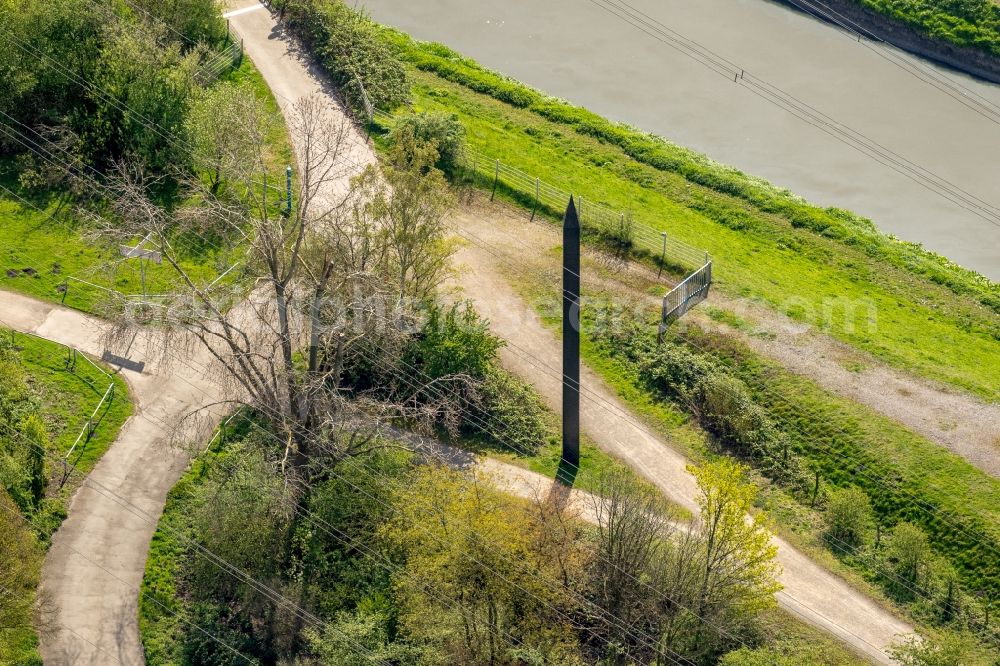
left=385, top=465, right=583, bottom=665
left=20, top=414, right=48, bottom=508
left=0, top=0, right=102, bottom=129
left=128, top=0, right=226, bottom=45
left=825, top=486, right=873, bottom=550
left=185, top=81, right=273, bottom=194
left=350, top=132, right=454, bottom=303
left=89, top=21, right=201, bottom=169
left=469, top=367, right=548, bottom=455
left=0, top=353, right=48, bottom=513
left=301, top=608, right=423, bottom=665
left=683, top=459, right=781, bottom=659
left=887, top=522, right=932, bottom=600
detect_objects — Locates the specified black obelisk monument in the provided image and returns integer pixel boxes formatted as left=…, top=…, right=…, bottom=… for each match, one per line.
left=562, top=197, right=581, bottom=468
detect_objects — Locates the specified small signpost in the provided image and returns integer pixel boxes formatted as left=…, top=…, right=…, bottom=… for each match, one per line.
left=562, top=197, right=581, bottom=470
left=119, top=234, right=162, bottom=299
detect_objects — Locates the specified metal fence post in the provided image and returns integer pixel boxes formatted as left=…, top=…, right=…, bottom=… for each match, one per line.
left=490, top=159, right=500, bottom=201
left=530, top=178, right=540, bottom=222
left=657, top=232, right=667, bottom=279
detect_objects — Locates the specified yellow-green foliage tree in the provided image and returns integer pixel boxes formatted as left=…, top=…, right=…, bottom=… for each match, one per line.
left=659, top=459, right=782, bottom=662
left=0, top=492, right=43, bottom=665
left=691, top=459, right=781, bottom=622
left=384, top=465, right=585, bottom=665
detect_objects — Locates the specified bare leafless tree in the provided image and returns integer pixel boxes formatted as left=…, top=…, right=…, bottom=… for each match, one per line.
left=590, top=467, right=679, bottom=655
left=94, top=93, right=457, bottom=480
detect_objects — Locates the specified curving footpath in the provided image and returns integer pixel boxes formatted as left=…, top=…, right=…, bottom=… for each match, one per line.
left=1, top=2, right=374, bottom=662
left=1, top=2, right=912, bottom=663
left=447, top=207, right=915, bottom=662
left=1, top=292, right=227, bottom=664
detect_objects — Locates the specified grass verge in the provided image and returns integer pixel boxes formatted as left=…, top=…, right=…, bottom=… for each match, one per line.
left=375, top=35, right=1000, bottom=402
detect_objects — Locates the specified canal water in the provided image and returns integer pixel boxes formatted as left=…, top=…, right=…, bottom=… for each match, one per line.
left=360, top=0, right=1000, bottom=280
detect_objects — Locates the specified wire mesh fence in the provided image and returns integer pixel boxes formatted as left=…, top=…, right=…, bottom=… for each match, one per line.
left=371, top=107, right=714, bottom=329
left=371, top=108, right=708, bottom=272
left=4, top=329, right=118, bottom=476
left=194, top=31, right=243, bottom=85
left=459, top=146, right=710, bottom=272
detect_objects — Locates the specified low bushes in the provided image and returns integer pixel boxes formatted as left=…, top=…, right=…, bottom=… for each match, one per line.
left=593, top=312, right=808, bottom=490
left=281, top=0, right=408, bottom=114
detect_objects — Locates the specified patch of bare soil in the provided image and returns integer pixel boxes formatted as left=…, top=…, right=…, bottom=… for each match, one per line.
left=453, top=190, right=1000, bottom=480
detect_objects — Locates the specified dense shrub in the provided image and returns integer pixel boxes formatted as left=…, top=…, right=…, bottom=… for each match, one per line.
left=401, top=302, right=548, bottom=452
left=282, top=0, right=408, bottom=114
left=405, top=301, right=501, bottom=380
left=389, top=111, right=466, bottom=175
left=466, top=366, right=549, bottom=454
left=825, top=486, right=873, bottom=550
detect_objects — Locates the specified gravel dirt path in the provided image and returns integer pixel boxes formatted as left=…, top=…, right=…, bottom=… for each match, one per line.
left=461, top=194, right=1000, bottom=480
left=3, top=3, right=923, bottom=662
left=447, top=203, right=913, bottom=663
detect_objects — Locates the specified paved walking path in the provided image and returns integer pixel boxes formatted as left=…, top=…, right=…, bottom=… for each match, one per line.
left=3, top=3, right=912, bottom=663
left=1, top=291, right=227, bottom=664
left=6, top=2, right=374, bottom=661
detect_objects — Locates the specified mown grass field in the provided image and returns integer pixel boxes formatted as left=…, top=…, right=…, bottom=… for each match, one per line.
left=0, top=58, right=293, bottom=314
left=379, top=38, right=1000, bottom=403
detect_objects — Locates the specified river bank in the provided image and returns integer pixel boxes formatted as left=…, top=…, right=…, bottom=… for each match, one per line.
left=360, top=0, right=1000, bottom=281
left=776, top=0, right=1000, bottom=84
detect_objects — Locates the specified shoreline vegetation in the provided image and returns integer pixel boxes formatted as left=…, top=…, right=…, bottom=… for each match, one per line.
left=777, top=0, right=1000, bottom=84
left=371, top=29, right=1000, bottom=402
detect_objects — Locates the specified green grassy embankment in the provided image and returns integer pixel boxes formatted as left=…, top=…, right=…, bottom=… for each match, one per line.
left=376, top=34, right=999, bottom=403
left=8, top=329, right=132, bottom=477
left=857, top=0, right=1000, bottom=57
